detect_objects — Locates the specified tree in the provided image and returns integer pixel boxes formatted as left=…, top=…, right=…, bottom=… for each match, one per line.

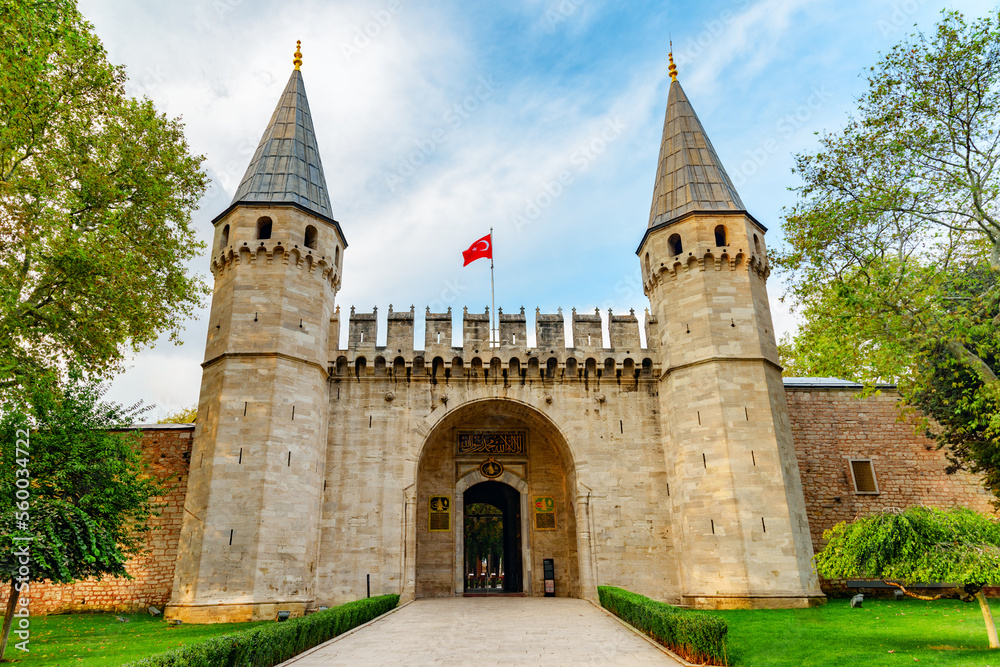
left=0, top=373, right=164, bottom=658
left=464, top=503, right=503, bottom=586
left=0, top=0, right=208, bottom=395
left=814, top=506, right=1000, bottom=649
left=907, top=267, right=1000, bottom=505
left=156, top=405, right=196, bottom=424
left=777, top=9, right=1000, bottom=495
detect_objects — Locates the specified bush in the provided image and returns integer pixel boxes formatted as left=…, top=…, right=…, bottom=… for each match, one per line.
left=122, top=595, right=399, bottom=667
left=598, top=586, right=729, bottom=665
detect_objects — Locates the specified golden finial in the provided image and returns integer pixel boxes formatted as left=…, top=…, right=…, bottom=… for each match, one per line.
left=668, top=42, right=677, bottom=82
left=293, top=40, right=302, bottom=70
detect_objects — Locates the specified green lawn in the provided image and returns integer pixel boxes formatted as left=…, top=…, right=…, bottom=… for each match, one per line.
left=1, top=612, right=269, bottom=666
left=715, top=597, right=1000, bottom=666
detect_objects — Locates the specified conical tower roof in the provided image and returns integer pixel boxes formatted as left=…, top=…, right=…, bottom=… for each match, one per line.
left=647, top=72, right=744, bottom=228
left=231, top=65, right=333, bottom=219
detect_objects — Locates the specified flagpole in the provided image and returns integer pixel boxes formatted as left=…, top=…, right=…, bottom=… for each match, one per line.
left=490, top=227, right=496, bottom=348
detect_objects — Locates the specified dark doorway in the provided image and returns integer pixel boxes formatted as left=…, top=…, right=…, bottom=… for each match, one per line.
left=464, top=481, right=522, bottom=594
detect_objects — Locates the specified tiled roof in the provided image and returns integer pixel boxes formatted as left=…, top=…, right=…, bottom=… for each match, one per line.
left=647, top=80, right=744, bottom=228
left=231, top=69, right=333, bottom=218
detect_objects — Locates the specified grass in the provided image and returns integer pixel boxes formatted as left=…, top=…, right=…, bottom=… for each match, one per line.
left=714, top=596, right=1000, bottom=666
left=0, top=612, right=269, bottom=666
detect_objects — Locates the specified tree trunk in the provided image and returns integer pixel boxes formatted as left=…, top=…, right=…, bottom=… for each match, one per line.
left=977, top=589, right=1000, bottom=649
left=0, top=580, right=21, bottom=662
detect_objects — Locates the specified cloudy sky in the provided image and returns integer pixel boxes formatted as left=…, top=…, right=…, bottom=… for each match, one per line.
left=77, top=0, right=994, bottom=418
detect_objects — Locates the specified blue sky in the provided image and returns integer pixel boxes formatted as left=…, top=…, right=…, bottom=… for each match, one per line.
left=77, top=0, right=996, bottom=418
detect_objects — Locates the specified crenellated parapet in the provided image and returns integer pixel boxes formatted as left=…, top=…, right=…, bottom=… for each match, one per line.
left=329, top=304, right=659, bottom=383
left=210, top=239, right=341, bottom=290
left=643, top=247, right=772, bottom=293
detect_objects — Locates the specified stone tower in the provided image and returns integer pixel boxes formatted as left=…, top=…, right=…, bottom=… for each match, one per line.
left=166, top=45, right=347, bottom=623
left=638, top=56, right=822, bottom=608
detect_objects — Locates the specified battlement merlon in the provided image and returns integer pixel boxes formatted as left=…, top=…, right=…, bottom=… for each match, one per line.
left=329, top=305, right=659, bottom=375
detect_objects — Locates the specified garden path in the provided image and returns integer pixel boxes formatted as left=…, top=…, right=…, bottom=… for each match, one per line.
left=278, top=597, right=683, bottom=666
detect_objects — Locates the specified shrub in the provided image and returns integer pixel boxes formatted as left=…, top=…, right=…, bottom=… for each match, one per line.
left=598, top=586, right=729, bottom=665
left=122, top=595, right=399, bottom=667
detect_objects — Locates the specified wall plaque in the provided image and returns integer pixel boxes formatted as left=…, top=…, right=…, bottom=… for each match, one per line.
left=429, top=496, right=450, bottom=532
left=458, top=432, right=525, bottom=455
left=534, top=496, right=556, bottom=530
left=479, top=457, right=503, bottom=478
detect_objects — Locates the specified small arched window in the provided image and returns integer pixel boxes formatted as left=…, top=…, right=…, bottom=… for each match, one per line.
left=668, top=233, right=683, bottom=256
left=256, top=217, right=272, bottom=240
left=221, top=224, right=230, bottom=249
left=714, top=225, right=727, bottom=247
left=393, top=356, right=406, bottom=376
left=304, top=225, right=317, bottom=249
left=565, top=357, right=578, bottom=376
left=644, top=252, right=651, bottom=276
left=753, top=233, right=762, bottom=255
left=355, top=357, right=367, bottom=377
left=546, top=357, right=558, bottom=379
left=334, top=245, right=340, bottom=267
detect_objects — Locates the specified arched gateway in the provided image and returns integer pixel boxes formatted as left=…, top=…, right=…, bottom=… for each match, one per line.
left=412, top=398, right=585, bottom=599
left=165, top=47, right=828, bottom=625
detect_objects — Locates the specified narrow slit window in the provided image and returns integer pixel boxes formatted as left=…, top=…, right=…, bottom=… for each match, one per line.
left=849, top=459, right=879, bottom=494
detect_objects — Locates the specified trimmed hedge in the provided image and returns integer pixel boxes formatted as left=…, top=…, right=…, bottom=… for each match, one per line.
left=598, top=586, right=729, bottom=665
left=122, top=595, right=399, bottom=667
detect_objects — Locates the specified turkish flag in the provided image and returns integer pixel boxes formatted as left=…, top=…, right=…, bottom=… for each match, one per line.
left=462, top=233, right=492, bottom=266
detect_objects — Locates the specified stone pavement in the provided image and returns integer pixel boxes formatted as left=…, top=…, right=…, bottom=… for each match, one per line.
left=280, top=597, right=684, bottom=666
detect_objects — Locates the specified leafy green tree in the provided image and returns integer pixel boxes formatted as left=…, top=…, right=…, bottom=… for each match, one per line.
left=814, top=506, right=1000, bottom=649
left=906, top=268, right=1000, bottom=505
left=156, top=405, right=197, bottom=424
left=465, top=503, right=503, bottom=586
left=0, top=374, right=164, bottom=658
left=777, top=9, right=1000, bottom=496
left=0, top=0, right=208, bottom=395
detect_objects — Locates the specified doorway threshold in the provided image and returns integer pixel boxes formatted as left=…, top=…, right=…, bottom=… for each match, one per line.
left=462, top=592, right=527, bottom=597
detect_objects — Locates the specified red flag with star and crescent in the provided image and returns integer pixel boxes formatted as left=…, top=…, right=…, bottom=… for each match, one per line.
left=462, top=233, right=492, bottom=266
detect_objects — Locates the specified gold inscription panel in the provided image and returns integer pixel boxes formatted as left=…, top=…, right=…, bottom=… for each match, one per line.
left=457, top=432, right=525, bottom=455
left=429, top=496, right=451, bottom=532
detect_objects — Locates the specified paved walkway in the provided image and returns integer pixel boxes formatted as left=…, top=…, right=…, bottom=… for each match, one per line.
left=280, top=597, right=683, bottom=666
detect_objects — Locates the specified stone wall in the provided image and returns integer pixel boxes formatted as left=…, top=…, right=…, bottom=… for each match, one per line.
left=1, top=425, right=192, bottom=614
left=15, top=382, right=1000, bottom=615
left=786, top=383, right=998, bottom=593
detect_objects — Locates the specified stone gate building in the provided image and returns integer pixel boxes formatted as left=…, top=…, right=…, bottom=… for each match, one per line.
left=136, top=51, right=994, bottom=623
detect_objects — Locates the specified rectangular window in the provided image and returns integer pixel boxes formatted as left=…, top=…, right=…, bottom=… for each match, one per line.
left=849, top=459, right=879, bottom=494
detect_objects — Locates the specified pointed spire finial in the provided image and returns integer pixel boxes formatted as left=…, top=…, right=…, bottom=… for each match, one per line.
left=668, top=43, right=678, bottom=82
left=293, top=40, right=303, bottom=70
